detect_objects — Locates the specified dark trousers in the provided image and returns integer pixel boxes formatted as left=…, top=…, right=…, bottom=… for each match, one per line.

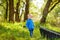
left=29, top=29, right=33, bottom=37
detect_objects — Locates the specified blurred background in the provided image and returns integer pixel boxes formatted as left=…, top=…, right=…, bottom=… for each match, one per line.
left=0, top=0, right=60, bottom=40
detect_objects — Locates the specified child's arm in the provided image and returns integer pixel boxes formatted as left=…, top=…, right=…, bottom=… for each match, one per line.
left=26, top=20, right=29, bottom=28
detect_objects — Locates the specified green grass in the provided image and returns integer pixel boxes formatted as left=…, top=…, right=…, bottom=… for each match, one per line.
left=0, top=22, right=42, bottom=40
left=0, top=22, right=60, bottom=40
left=43, top=23, right=60, bottom=33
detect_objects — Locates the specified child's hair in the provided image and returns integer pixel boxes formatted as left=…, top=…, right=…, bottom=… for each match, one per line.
left=28, top=14, right=33, bottom=18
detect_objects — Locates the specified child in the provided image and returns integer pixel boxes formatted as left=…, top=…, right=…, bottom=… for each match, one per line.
left=26, top=14, right=34, bottom=37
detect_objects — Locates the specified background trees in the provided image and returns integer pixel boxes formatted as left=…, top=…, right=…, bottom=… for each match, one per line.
left=0, top=0, right=60, bottom=26
left=15, top=0, right=20, bottom=22
left=24, top=0, right=29, bottom=22
left=0, top=0, right=60, bottom=39
left=9, top=0, right=14, bottom=22
left=40, top=0, right=60, bottom=24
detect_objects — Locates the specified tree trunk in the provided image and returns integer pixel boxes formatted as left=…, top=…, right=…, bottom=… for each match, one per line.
left=20, top=2, right=25, bottom=21
left=9, top=0, right=14, bottom=22
left=40, top=0, right=52, bottom=24
left=5, top=0, right=8, bottom=21
left=24, top=0, right=29, bottom=22
left=15, top=0, right=20, bottom=22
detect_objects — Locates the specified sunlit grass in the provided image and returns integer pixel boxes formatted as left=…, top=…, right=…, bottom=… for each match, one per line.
left=0, top=22, right=41, bottom=40
left=43, top=23, right=60, bottom=32
left=0, top=22, right=60, bottom=40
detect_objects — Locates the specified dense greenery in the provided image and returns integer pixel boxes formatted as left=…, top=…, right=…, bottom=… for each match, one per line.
left=0, top=0, right=60, bottom=40
left=0, top=22, right=41, bottom=40
left=0, top=22, right=60, bottom=40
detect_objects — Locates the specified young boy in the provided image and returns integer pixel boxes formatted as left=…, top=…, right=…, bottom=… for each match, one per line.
left=26, top=14, right=34, bottom=37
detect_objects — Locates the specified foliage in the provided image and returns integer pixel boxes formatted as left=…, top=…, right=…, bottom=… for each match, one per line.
left=0, top=22, right=41, bottom=40
left=0, top=0, right=60, bottom=40
left=0, top=22, right=60, bottom=40
left=46, top=3, right=60, bottom=27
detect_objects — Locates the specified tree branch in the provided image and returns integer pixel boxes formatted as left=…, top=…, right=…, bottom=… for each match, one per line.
left=48, top=0, right=60, bottom=13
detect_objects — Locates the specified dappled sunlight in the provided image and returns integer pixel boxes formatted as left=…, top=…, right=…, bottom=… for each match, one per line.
left=0, top=0, right=60, bottom=40
left=32, top=0, right=44, bottom=9
left=29, top=0, right=44, bottom=22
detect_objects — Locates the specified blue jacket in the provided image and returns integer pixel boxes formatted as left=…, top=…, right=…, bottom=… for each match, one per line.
left=26, top=19, right=34, bottom=30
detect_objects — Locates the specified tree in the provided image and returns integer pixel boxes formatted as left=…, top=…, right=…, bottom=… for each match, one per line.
left=15, top=0, right=20, bottom=22
left=24, top=0, right=29, bottom=22
left=5, top=0, right=8, bottom=20
left=40, top=0, right=60, bottom=24
left=9, top=0, right=14, bottom=22
left=19, top=1, right=25, bottom=21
